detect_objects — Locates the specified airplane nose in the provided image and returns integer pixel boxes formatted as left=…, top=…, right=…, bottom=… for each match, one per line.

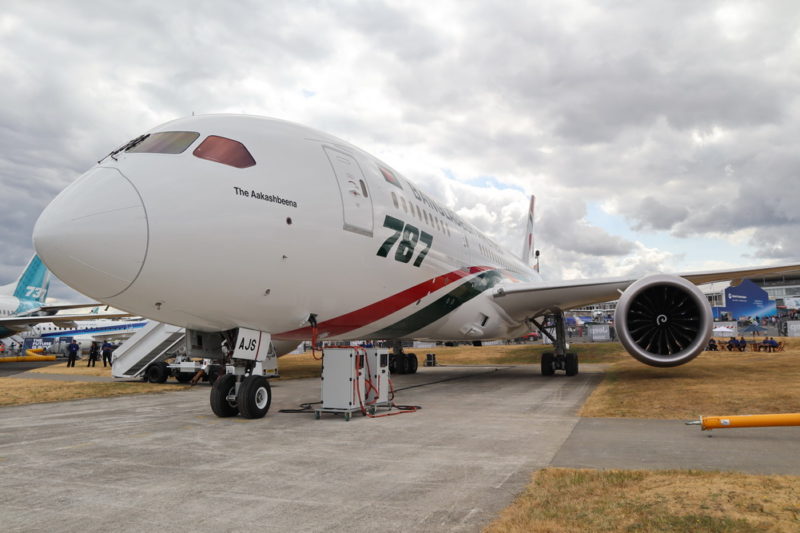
left=33, top=167, right=148, bottom=299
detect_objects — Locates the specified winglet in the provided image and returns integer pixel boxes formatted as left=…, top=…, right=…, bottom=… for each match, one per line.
left=520, top=195, right=536, bottom=267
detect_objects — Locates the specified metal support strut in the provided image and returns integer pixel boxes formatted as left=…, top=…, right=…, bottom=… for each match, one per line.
left=531, top=310, right=579, bottom=377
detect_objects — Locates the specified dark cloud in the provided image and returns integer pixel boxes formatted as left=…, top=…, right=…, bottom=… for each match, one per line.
left=625, top=196, right=690, bottom=231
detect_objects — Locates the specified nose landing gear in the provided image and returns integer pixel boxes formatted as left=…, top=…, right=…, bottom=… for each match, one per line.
left=208, top=328, right=275, bottom=419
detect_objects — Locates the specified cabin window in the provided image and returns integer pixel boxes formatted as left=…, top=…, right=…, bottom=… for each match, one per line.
left=193, top=135, right=256, bottom=168
left=400, top=197, right=408, bottom=213
left=391, top=192, right=399, bottom=209
left=127, top=131, right=200, bottom=154
left=359, top=179, right=369, bottom=198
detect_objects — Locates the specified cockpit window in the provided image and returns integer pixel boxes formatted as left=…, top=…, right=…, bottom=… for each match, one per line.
left=193, top=135, right=256, bottom=168
left=126, top=131, right=200, bottom=154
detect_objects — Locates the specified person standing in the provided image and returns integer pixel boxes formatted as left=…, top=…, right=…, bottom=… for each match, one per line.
left=66, top=340, right=80, bottom=367
left=102, top=341, right=113, bottom=367
left=87, top=341, right=99, bottom=367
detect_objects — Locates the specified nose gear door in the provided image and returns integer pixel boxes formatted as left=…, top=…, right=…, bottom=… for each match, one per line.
left=323, top=147, right=374, bottom=237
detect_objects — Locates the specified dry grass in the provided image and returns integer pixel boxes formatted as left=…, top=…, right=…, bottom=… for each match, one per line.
left=30, top=356, right=326, bottom=380
left=0, top=377, right=184, bottom=407
left=272, top=342, right=622, bottom=379
left=274, top=351, right=324, bottom=380
left=581, top=340, right=800, bottom=419
left=485, top=468, right=800, bottom=533
left=13, top=338, right=800, bottom=419
left=28, top=361, right=113, bottom=377
left=19, top=342, right=621, bottom=381
left=421, top=342, right=626, bottom=365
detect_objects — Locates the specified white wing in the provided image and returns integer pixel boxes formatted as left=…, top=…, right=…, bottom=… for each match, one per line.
left=493, top=262, right=800, bottom=320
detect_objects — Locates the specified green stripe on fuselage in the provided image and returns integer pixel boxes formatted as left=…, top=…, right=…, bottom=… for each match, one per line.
left=370, top=270, right=503, bottom=338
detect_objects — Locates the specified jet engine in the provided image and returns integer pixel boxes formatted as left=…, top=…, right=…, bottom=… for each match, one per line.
left=614, top=274, right=712, bottom=367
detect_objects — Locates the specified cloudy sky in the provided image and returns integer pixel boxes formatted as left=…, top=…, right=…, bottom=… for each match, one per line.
left=2, top=1, right=800, bottom=300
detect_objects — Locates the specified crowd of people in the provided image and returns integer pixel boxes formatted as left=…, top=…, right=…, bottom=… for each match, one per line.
left=66, top=340, right=116, bottom=367
left=707, top=336, right=782, bottom=352
left=0, top=340, right=22, bottom=355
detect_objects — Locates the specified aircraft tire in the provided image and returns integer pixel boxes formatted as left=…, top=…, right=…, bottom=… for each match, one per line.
left=565, top=352, right=579, bottom=376
left=175, top=372, right=193, bottom=383
left=408, top=353, right=418, bottom=374
left=146, top=361, right=169, bottom=383
left=210, top=374, right=239, bottom=417
left=395, top=354, right=409, bottom=375
left=237, top=375, right=271, bottom=419
left=541, top=352, right=555, bottom=376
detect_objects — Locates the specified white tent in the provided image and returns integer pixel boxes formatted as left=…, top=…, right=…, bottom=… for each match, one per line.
left=712, top=325, right=735, bottom=337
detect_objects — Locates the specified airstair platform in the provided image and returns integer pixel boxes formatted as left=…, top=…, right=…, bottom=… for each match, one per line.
left=112, top=322, right=185, bottom=379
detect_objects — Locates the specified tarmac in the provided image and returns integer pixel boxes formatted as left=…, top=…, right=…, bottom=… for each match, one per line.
left=1, top=362, right=799, bottom=532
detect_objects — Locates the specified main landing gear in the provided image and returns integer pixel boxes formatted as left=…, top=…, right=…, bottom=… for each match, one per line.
left=532, top=310, right=579, bottom=377
left=209, top=361, right=272, bottom=419
left=389, top=341, right=418, bottom=375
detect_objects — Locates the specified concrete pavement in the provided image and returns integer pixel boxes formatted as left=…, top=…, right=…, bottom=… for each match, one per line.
left=0, top=364, right=600, bottom=533
left=2, top=362, right=799, bottom=532
left=552, top=417, right=800, bottom=475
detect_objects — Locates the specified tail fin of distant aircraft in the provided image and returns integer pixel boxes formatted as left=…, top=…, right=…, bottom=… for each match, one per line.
left=520, top=195, right=536, bottom=268
left=0, top=255, right=50, bottom=303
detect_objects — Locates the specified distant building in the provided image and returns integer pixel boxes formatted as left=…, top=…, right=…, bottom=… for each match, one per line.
left=748, top=272, right=800, bottom=313
left=709, top=279, right=775, bottom=321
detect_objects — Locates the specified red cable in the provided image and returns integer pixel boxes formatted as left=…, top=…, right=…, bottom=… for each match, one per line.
left=324, top=345, right=418, bottom=418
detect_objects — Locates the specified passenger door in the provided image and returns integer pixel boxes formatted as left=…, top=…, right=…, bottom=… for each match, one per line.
left=323, top=147, right=374, bottom=237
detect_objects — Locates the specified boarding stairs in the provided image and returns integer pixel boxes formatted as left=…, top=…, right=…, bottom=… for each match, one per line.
left=112, top=321, right=185, bottom=379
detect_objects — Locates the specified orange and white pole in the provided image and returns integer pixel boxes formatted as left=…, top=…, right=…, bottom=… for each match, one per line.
left=686, top=413, right=800, bottom=431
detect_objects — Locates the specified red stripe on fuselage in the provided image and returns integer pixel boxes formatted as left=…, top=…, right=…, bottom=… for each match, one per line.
left=274, top=266, right=492, bottom=340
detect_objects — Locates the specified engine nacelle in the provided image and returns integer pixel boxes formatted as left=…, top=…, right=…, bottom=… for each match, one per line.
left=614, top=274, right=712, bottom=367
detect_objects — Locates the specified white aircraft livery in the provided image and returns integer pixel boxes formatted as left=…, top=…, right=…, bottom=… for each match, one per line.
left=0, top=255, right=132, bottom=339
left=31, top=114, right=800, bottom=418
left=23, top=318, right=148, bottom=343
left=0, top=255, right=50, bottom=324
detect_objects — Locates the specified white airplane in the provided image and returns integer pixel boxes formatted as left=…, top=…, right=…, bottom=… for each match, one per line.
left=31, top=114, right=800, bottom=418
left=0, top=255, right=132, bottom=339
left=0, top=255, right=50, bottom=321
left=21, top=317, right=148, bottom=345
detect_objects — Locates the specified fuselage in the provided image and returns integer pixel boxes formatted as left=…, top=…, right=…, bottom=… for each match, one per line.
left=0, top=295, right=25, bottom=317
left=33, top=115, right=541, bottom=342
left=21, top=318, right=148, bottom=342
left=0, top=295, right=46, bottom=337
